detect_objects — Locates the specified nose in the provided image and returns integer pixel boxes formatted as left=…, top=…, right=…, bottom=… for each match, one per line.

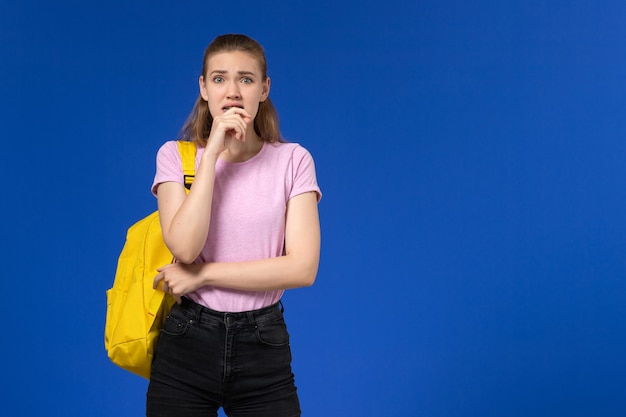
left=226, top=80, right=241, bottom=99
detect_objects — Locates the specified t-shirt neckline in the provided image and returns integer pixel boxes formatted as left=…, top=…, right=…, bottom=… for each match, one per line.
left=216, top=141, right=267, bottom=167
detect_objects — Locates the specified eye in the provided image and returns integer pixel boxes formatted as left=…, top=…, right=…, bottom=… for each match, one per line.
left=241, top=77, right=253, bottom=84
left=212, top=76, right=224, bottom=83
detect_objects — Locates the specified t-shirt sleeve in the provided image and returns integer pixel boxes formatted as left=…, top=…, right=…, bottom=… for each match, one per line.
left=290, top=145, right=322, bottom=202
left=151, top=140, right=183, bottom=197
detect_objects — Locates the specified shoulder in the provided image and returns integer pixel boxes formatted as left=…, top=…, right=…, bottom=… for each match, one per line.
left=156, top=140, right=181, bottom=158
left=152, top=141, right=185, bottom=196
left=264, top=141, right=315, bottom=162
left=155, top=140, right=185, bottom=166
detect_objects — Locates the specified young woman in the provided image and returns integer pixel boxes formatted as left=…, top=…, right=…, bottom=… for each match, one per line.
left=147, top=34, right=321, bottom=417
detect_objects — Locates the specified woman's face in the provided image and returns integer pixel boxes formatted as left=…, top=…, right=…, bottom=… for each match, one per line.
left=199, top=50, right=270, bottom=120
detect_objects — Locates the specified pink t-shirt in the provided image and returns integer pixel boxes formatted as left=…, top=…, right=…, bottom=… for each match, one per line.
left=152, top=140, right=321, bottom=312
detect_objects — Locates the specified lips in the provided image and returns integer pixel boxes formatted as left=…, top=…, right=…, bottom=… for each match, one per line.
left=222, top=104, right=244, bottom=111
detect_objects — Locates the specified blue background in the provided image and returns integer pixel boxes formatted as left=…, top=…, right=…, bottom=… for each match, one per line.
left=2, top=0, right=625, bottom=415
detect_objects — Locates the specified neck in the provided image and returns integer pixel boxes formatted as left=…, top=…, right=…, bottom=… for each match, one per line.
left=221, top=134, right=264, bottom=163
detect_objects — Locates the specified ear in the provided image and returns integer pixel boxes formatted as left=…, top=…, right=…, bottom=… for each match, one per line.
left=260, top=76, right=271, bottom=102
left=199, top=76, right=209, bottom=101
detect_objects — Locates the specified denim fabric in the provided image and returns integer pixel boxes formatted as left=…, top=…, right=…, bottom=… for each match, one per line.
left=146, top=298, right=301, bottom=417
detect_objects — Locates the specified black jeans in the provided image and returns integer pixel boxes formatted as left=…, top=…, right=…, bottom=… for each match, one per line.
left=146, top=298, right=301, bottom=417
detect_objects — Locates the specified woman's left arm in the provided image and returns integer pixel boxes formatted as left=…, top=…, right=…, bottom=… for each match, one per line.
left=155, top=191, right=320, bottom=297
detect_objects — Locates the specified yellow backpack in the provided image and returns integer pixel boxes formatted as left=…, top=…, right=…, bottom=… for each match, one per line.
left=104, top=140, right=196, bottom=379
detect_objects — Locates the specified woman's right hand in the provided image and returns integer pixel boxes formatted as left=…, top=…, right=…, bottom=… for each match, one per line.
left=205, top=107, right=253, bottom=157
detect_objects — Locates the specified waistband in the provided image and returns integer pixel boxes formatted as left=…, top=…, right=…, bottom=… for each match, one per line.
left=179, top=297, right=285, bottom=327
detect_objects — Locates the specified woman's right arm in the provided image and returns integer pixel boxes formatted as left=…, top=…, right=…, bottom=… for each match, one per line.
left=157, top=150, right=219, bottom=264
left=157, top=107, right=251, bottom=263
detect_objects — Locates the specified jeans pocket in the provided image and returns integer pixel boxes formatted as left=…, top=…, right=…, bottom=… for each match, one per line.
left=255, top=318, right=290, bottom=347
left=161, top=311, right=191, bottom=337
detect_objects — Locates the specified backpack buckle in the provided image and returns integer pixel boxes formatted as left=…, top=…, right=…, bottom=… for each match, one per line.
left=184, top=175, right=194, bottom=190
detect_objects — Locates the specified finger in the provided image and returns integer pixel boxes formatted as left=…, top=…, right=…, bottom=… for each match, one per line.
left=226, top=126, right=246, bottom=142
left=157, top=263, right=174, bottom=272
left=153, top=272, right=164, bottom=289
left=225, top=106, right=252, bottom=119
left=238, top=112, right=253, bottom=124
left=218, top=121, right=246, bottom=140
left=220, top=111, right=250, bottom=132
left=226, top=115, right=248, bottom=131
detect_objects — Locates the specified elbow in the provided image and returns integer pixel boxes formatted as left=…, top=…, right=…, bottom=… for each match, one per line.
left=174, top=253, right=199, bottom=265
left=296, top=260, right=318, bottom=288
left=285, top=249, right=319, bottom=288
left=171, top=245, right=203, bottom=264
left=301, top=273, right=316, bottom=288
left=162, top=227, right=206, bottom=264
left=166, top=241, right=202, bottom=264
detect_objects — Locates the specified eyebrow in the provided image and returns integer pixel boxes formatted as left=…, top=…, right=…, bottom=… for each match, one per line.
left=209, top=70, right=257, bottom=77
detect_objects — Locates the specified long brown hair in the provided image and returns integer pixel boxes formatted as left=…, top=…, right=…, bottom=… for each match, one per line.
left=179, top=34, right=282, bottom=146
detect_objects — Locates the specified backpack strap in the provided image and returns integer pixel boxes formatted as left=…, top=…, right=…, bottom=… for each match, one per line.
left=177, top=141, right=196, bottom=190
